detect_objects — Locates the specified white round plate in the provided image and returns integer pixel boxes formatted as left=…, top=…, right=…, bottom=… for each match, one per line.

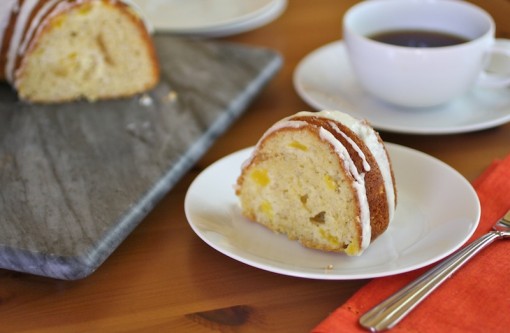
left=293, top=40, right=510, bottom=135
left=184, top=143, right=480, bottom=280
left=132, top=0, right=286, bottom=37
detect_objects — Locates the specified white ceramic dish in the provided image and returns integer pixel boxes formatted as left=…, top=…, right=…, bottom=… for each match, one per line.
left=184, top=143, right=480, bottom=280
left=133, top=0, right=286, bottom=37
left=293, top=40, right=510, bottom=135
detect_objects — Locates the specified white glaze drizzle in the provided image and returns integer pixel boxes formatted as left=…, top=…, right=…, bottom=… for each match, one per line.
left=18, top=0, right=60, bottom=55
left=318, top=127, right=371, bottom=252
left=0, top=0, right=18, bottom=59
left=328, top=120, right=371, bottom=172
left=5, top=0, right=38, bottom=83
left=309, top=110, right=396, bottom=222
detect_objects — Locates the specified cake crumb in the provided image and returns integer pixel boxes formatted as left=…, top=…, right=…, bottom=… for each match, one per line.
left=139, top=93, right=153, bottom=107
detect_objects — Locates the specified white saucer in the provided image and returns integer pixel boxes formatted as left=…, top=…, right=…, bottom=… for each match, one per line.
left=133, top=0, right=287, bottom=37
left=184, top=143, right=480, bottom=280
left=293, top=40, right=510, bottom=135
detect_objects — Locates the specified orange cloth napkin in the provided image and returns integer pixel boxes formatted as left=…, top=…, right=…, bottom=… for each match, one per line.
left=312, top=154, right=510, bottom=333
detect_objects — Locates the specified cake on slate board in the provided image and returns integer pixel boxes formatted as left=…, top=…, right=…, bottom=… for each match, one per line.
left=0, top=35, right=282, bottom=279
left=0, top=0, right=159, bottom=103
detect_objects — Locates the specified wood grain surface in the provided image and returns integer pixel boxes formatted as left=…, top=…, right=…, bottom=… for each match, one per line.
left=1, top=0, right=509, bottom=332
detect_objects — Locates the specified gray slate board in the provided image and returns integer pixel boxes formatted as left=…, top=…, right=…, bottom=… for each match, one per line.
left=0, top=35, right=282, bottom=280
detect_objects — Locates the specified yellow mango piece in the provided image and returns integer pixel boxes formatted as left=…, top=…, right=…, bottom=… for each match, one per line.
left=51, top=16, right=66, bottom=28
left=345, top=238, right=360, bottom=255
left=250, top=169, right=270, bottom=187
left=260, top=201, right=273, bottom=218
left=289, top=141, right=308, bottom=151
left=78, top=3, right=93, bottom=15
left=319, top=228, right=339, bottom=246
left=323, top=174, right=337, bottom=190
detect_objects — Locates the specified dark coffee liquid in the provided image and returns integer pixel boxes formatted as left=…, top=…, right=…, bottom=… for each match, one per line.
left=369, top=30, right=469, bottom=47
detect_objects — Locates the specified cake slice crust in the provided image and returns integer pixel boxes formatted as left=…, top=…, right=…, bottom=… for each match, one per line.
left=15, top=1, right=159, bottom=103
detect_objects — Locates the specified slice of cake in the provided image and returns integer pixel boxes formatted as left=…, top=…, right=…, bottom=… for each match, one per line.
left=0, top=0, right=159, bottom=103
left=235, top=110, right=397, bottom=256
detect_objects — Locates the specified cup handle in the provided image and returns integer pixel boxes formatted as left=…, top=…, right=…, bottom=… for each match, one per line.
left=477, top=38, right=510, bottom=88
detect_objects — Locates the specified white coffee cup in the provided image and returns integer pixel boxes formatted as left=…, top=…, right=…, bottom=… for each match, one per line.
left=343, top=0, right=510, bottom=108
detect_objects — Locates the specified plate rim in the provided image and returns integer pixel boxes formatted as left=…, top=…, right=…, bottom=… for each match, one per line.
left=135, top=0, right=287, bottom=36
left=184, top=143, right=481, bottom=280
left=293, top=40, right=510, bottom=135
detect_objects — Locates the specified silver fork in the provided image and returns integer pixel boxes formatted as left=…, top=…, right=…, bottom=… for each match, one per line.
left=359, top=209, right=510, bottom=332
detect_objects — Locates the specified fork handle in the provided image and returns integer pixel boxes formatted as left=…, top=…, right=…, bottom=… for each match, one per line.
left=359, top=231, right=500, bottom=332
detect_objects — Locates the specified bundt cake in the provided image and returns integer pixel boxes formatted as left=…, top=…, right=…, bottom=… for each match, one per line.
left=235, top=110, right=397, bottom=256
left=0, top=0, right=159, bottom=103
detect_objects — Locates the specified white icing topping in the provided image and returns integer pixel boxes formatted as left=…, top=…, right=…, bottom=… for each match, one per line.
left=18, top=0, right=60, bottom=55
left=310, top=110, right=396, bottom=222
left=6, top=0, right=38, bottom=83
left=328, top=120, right=371, bottom=172
left=319, top=127, right=371, bottom=251
left=0, top=0, right=18, bottom=59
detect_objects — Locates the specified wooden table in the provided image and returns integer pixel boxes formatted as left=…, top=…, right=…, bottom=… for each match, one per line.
left=2, top=0, right=510, bottom=331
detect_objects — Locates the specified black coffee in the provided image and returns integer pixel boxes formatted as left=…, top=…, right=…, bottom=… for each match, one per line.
left=369, top=30, right=469, bottom=47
